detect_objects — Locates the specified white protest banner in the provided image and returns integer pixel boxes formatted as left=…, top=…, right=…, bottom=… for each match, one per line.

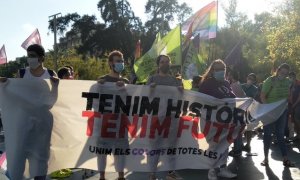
left=0, top=79, right=286, bottom=177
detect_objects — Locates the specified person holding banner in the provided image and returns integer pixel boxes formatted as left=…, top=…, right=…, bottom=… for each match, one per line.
left=191, top=75, right=202, bottom=91
left=97, top=50, right=128, bottom=180
left=147, top=55, right=183, bottom=88
left=98, top=51, right=129, bottom=85
left=17, top=44, right=58, bottom=80
left=198, top=59, right=237, bottom=180
left=260, top=63, right=295, bottom=167
left=147, top=54, right=183, bottom=180
left=0, top=44, right=58, bottom=180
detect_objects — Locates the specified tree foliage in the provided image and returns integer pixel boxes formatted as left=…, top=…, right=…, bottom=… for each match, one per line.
left=0, top=58, right=27, bottom=78
left=48, top=13, right=81, bottom=35
left=265, top=0, right=300, bottom=72
left=142, top=0, right=191, bottom=53
left=5, top=0, right=300, bottom=82
left=213, top=0, right=300, bottom=81
left=44, top=48, right=110, bottom=80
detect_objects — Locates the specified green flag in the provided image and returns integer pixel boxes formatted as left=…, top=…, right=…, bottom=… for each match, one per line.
left=160, top=25, right=182, bottom=66
left=153, top=32, right=161, bottom=45
left=134, top=25, right=182, bottom=83
left=182, top=36, right=205, bottom=80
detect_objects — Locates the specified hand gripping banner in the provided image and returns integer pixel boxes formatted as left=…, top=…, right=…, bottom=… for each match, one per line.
left=0, top=79, right=286, bottom=178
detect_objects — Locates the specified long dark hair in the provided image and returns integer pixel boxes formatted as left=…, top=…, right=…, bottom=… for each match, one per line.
left=201, top=59, right=226, bottom=83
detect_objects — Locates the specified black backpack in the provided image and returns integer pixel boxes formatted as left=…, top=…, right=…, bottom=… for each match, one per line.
left=19, top=68, right=55, bottom=78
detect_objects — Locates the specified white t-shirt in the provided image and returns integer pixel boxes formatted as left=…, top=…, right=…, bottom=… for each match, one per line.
left=23, top=67, right=51, bottom=79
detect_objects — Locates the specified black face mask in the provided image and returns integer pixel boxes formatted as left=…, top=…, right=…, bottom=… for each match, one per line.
left=160, top=65, right=170, bottom=73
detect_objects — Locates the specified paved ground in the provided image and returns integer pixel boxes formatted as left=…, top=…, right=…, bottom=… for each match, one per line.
left=1, top=133, right=300, bottom=180
left=48, top=133, right=300, bottom=180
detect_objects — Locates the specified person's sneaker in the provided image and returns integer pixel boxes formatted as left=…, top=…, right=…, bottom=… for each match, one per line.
left=208, top=169, right=218, bottom=180
left=228, top=150, right=242, bottom=157
left=166, top=171, right=183, bottom=180
left=218, top=167, right=237, bottom=178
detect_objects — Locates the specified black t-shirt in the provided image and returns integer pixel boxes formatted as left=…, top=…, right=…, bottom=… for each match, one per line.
left=99, top=75, right=129, bottom=84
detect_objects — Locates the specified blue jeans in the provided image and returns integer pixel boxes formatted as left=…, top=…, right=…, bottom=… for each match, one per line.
left=263, top=109, right=288, bottom=158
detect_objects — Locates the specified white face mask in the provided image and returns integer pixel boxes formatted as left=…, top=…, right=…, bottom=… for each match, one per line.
left=27, top=58, right=40, bottom=69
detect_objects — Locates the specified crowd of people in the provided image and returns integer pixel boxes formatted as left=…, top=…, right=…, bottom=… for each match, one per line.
left=0, top=44, right=299, bottom=180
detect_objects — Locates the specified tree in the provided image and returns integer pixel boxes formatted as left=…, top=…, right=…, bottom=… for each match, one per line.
left=0, top=58, right=27, bottom=78
left=216, top=0, right=248, bottom=60
left=265, top=0, right=300, bottom=73
left=48, top=0, right=143, bottom=60
left=177, top=3, right=192, bottom=23
left=222, top=0, right=248, bottom=31
left=45, top=48, right=112, bottom=80
left=48, top=13, right=81, bottom=35
left=98, top=0, right=142, bottom=29
left=142, top=0, right=191, bottom=52
left=95, top=0, right=143, bottom=60
left=240, top=12, right=278, bottom=80
left=68, top=15, right=106, bottom=58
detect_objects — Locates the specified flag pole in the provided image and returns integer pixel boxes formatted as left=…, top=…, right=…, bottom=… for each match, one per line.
left=208, top=0, right=218, bottom=63
left=214, top=0, right=219, bottom=60
left=208, top=39, right=212, bottom=63
left=179, top=23, right=183, bottom=77
left=49, top=13, right=61, bottom=72
left=216, top=0, right=219, bottom=36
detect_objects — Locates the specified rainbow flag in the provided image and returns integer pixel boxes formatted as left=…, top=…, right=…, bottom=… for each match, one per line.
left=0, top=152, right=9, bottom=180
left=0, top=152, right=7, bottom=171
left=182, top=1, right=217, bottom=39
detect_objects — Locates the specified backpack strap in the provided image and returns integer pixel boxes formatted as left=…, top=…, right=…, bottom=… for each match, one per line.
left=19, top=68, right=26, bottom=78
left=47, top=69, right=55, bottom=77
left=20, top=68, right=55, bottom=78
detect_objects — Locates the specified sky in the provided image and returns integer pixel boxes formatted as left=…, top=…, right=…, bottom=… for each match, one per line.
left=0, top=0, right=283, bottom=61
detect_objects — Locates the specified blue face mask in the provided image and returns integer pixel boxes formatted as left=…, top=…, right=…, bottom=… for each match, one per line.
left=213, top=71, right=225, bottom=81
left=113, top=63, right=125, bottom=73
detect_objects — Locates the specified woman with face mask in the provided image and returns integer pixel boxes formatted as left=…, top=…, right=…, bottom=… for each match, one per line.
left=198, top=59, right=237, bottom=180
left=260, top=63, right=295, bottom=168
left=199, top=59, right=235, bottom=99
